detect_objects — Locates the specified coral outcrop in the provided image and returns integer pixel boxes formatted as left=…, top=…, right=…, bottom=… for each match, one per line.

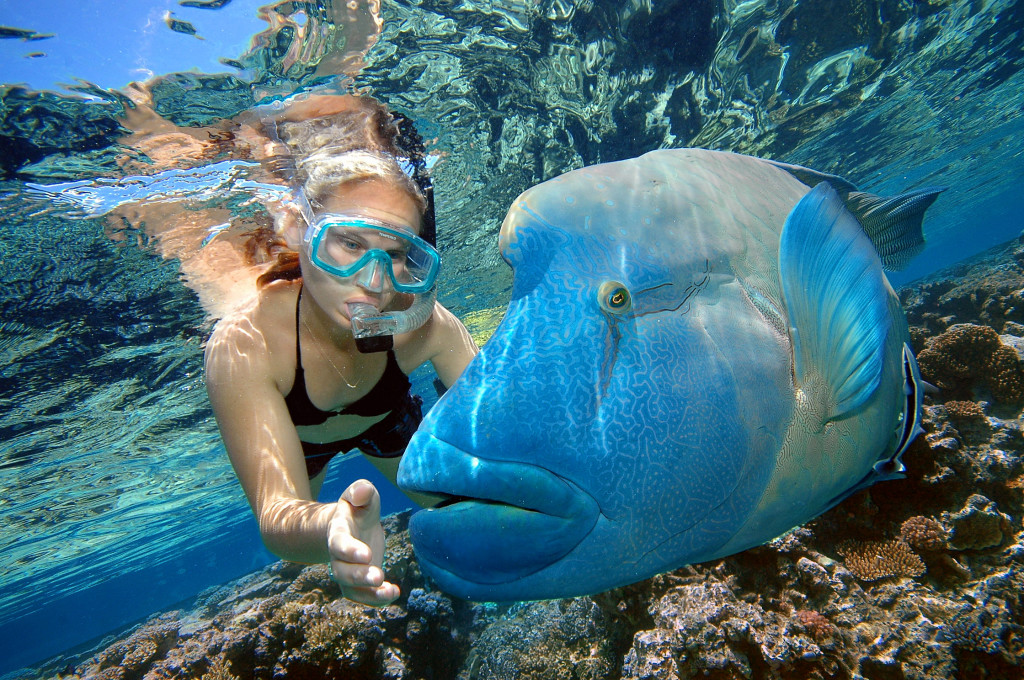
left=15, top=236, right=1024, bottom=680
left=916, top=324, right=1024, bottom=404
left=836, top=539, right=927, bottom=581
left=900, top=515, right=949, bottom=552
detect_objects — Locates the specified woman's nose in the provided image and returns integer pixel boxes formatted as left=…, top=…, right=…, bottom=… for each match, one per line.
left=354, top=258, right=387, bottom=292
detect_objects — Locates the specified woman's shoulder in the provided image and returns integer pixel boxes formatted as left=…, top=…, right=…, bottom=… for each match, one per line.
left=205, top=280, right=300, bottom=376
left=394, top=300, right=477, bottom=370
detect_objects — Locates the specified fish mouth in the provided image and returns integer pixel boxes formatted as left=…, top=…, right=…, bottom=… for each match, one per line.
left=397, top=433, right=600, bottom=595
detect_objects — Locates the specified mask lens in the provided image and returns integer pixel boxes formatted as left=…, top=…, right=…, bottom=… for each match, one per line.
left=307, top=217, right=439, bottom=293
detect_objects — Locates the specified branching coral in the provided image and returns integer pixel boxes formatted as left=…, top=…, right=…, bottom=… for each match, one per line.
left=836, top=540, right=926, bottom=581
left=95, top=623, right=179, bottom=675
left=465, top=598, right=614, bottom=680
left=916, top=324, right=1024, bottom=403
left=199, top=655, right=238, bottom=680
left=900, top=516, right=949, bottom=552
left=301, top=608, right=366, bottom=661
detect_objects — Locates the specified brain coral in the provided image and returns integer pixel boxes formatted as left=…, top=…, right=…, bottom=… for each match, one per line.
left=836, top=540, right=926, bottom=581
left=916, top=323, right=1024, bottom=403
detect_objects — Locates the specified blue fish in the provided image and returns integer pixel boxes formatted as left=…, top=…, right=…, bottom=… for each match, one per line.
left=399, top=149, right=941, bottom=601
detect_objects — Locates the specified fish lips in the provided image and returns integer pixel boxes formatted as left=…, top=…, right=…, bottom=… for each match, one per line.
left=398, top=433, right=599, bottom=598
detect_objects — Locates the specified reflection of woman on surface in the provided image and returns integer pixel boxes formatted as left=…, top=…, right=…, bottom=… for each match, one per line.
left=204, top=96, right=478, bottom=606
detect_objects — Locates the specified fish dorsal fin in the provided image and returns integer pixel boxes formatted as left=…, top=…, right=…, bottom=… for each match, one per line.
left=779, top=183, right=891, bottom=419
left=764, top=159, right=860, bottom=194
left=765, top=159, right=944, bottom=271
left=843, top=188, right=944, bottom=271
left=875, top=342, right=924, bottom=478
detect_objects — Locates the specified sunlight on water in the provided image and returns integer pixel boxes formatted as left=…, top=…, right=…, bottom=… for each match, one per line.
left=0, top=0, right=1022, bottom=673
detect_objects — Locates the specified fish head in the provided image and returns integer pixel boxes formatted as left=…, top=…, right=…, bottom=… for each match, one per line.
left=399, top=158, right=756, bottom=601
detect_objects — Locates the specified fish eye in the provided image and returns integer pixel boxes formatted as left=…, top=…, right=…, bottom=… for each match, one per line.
left=598, top=281, right=632, bottom=314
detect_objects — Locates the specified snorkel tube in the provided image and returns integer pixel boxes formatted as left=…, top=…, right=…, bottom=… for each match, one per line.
left=349, top=288, right=436, bottom=353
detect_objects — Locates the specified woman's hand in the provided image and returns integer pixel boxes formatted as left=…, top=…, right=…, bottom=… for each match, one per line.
left=327, top=479, right=401, bottom=606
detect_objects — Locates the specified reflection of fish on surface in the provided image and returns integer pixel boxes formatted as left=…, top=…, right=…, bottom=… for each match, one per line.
left=399, top=148, right=944, bottom=601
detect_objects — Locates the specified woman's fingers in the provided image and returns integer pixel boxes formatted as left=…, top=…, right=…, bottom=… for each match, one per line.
left=331, top=558, right=384, bottom=588
left=328, top=525, right=372, bottom=564
left=330, top=556, right=400, bottom=606
left=327, top=480, right=400, bottom=606
left=341, top=582, right=401, bottom=607
left=340, top=479, right=381, bottom=525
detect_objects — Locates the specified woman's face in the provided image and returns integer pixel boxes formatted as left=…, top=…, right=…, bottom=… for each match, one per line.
left=300, top=179, right=423, bottom=331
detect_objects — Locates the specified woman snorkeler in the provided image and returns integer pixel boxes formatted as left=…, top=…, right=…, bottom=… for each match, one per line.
left=204, top=95, right=478, bottom=606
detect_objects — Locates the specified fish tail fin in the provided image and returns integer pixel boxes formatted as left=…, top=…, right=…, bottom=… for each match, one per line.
left=844, top=187, right=946, bottom=271
left=780, top=182, right=891, bottom=419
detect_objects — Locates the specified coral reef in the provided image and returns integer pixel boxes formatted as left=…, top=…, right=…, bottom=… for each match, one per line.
left=944, top=400, right=987, bottom=422
left=836, top=539, right=927, bottom=581
left=901, top=235, right=1024, bottom=343
left=459, top=598, right=616, bottom=680
left=793, top=609, right=835, bottom=642
left=945, top=495, right=1014, bottom=551
left=16, top=236, right=1024, bottom=680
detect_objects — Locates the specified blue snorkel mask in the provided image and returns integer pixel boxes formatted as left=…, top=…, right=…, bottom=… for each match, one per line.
left=303, top=213, right=440, bottom=294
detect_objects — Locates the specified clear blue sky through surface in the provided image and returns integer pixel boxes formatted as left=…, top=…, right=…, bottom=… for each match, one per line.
left=0, top=0, right=266, bottom=94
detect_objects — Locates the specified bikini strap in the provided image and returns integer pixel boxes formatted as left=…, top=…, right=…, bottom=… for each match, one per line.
left=294, top=285, right=304, bottom=369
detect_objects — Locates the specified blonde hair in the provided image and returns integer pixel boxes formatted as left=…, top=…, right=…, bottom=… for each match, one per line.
left=297, top=149, right=425, bottom=216
left=252, top=97, right=429, bottom=287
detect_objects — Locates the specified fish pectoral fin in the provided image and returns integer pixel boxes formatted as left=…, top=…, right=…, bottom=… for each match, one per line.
left=844, top=187, right=945, bottom=271
left=779, top=183, right=891, bottom=420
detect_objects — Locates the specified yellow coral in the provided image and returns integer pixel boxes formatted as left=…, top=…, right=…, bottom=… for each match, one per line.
left=836, top=539, right=925, bottom=581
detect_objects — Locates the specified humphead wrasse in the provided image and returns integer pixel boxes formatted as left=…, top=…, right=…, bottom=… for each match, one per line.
left=398, top=149, right=942, bottom=601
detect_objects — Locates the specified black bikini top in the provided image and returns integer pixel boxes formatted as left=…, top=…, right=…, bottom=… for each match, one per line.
left=285, top=287, right=412, bottom=427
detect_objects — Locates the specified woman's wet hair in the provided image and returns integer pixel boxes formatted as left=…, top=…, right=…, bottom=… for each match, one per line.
left=297, top=149, right=425, bottom=217
left=253, top=96, right=435, bottom=287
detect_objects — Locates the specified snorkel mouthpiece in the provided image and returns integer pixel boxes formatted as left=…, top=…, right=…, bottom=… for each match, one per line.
left=348, top=289, right=437, bottom=353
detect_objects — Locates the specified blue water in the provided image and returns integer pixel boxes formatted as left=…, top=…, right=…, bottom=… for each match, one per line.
left=1, top=0, right=1023, bottom=675
left=0, top=456, right=413, bottom=674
